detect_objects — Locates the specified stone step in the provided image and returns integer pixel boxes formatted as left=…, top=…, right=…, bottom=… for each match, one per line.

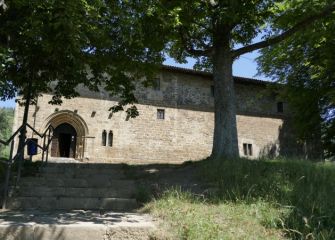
left=42, top=162, right=127, bottom=170
left=37, top=171, right=126, bottom=179
left=7, top=163, right=138, bottom=212
left=7, top=197, right=138, bottom=211
left=12, top=186, right=136, bottom=198
left=18, top=177, right=135, bottom=188
left=0, top=211, right=157, bottom=240
left=41, top=166, right=126, bottom=175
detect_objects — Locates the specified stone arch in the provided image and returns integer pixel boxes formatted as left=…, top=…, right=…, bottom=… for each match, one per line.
left=42, top=110, right=88, bottom=159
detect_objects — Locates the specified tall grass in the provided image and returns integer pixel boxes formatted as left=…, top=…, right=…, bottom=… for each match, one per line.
left=199, top=158, right=335, bottom=239
left=143, top=158, right=335, bottom=239
left=145, top=188, right=286, bottom=240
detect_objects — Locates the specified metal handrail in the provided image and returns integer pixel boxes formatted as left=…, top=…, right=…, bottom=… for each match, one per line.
left=0, top=123, right=54, bottom=209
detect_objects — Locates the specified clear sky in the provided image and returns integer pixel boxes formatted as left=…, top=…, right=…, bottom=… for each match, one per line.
left=0, top=50, right=265, bottom=109
left=164, top=50, right=264, bottom=79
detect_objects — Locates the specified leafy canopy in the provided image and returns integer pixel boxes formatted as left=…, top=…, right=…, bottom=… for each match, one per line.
left=0, top=0, right=165, bottom=115
left=153, top=0, right=335, bottom=68
left=257, top=13, right=335, bottom=157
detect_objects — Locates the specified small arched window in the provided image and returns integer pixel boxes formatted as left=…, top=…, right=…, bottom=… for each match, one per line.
left=108, top=131, right=113, bottom=147
left=102, top=130, right=107, bottom=146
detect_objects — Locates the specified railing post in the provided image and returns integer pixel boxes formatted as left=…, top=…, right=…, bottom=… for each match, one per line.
left=41, top=134, right=46, bottom=163
left=45, top=128, right=51, bottom=163
left=2, top=140, right=15, bottom=209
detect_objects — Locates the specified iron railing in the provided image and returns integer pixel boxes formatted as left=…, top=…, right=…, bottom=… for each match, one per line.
left=0, top=123, right=54, bottom=209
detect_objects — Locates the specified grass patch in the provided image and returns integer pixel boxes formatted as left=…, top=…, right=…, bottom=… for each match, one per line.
left=144, top=189, right=286, bottom=240
left=199, top=158, right=335, bottom=239
left=142, top=158, right=335, bottom=239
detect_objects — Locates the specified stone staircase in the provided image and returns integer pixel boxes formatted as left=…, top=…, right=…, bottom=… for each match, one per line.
left=0, top=162, right=161, bottom=240
left=7, top=162, right=138, bottom=211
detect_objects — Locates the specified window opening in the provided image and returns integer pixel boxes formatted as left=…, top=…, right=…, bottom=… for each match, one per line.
left=157, top=109, right=165, bottom=120
left=108, top=131, right=113, bottom=147
left=102, top=130, right=107, bottom=146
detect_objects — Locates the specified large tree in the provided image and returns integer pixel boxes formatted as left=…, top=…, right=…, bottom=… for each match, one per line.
left=0, top=0, right=164, bottom=107
left=0, top=1, right=165, bottom=153
left=257, top=14, right=335, bottom=159
left=155, top=0, right=335, bottom=160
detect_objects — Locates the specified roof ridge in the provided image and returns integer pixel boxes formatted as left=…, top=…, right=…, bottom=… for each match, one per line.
left=162, top=64, right=270, bottom=85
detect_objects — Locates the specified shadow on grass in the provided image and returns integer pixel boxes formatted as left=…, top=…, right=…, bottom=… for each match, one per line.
left=197, top=158, right=335, bottom=239
left=122, top=158, right=335, bottom=239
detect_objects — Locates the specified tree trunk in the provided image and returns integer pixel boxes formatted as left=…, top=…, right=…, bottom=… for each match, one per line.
left=17, top=80, right=32, bottom=156
left=211, top=45, right=239, bottom=160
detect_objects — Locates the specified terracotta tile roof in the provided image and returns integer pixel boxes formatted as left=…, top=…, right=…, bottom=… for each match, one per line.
left=162, top=65, right=270, bottom=85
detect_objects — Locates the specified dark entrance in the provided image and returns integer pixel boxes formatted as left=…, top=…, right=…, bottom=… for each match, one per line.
left=51, top=123, right=77, bottom=158
left=59, top=133, right=72, bottom=157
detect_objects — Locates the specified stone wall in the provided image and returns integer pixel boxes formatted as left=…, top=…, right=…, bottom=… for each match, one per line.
left=13, top=67, right=294, bottom=163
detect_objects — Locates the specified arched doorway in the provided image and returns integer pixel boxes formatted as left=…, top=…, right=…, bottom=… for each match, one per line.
left=51, top=123, right=77, bottom=158
left=42, top=110, right=89, bottom=159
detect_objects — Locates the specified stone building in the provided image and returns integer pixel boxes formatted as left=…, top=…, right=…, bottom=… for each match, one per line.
left=13, top=65, right=298, bottom=164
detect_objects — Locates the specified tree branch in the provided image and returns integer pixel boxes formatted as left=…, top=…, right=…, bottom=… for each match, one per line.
left=179, top=27, right=213, bottom=57
left=232, top=2, right=335, bottom=58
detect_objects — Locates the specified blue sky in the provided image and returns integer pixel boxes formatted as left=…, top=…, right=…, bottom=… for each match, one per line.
left=0, top=50, right=265, bottom=108
left=164, top=50, right=264, bottom=79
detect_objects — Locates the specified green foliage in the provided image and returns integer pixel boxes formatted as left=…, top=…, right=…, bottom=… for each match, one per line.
left=156, top=0, right=335, bottom=68
left=144, top=159, right=335, bottom=239
left=257, top=15, right=335, bottom=158
left=159, top=0, right=277, bottom=66
left=0, top=107, right=14, bottom=158
left=0, top=0, right=165, bottom=116
left=199, top=158, right=335, bottom=239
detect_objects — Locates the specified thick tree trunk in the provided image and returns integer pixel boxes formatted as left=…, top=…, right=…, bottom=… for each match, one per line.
left=211, top=45, right=239, bottom=160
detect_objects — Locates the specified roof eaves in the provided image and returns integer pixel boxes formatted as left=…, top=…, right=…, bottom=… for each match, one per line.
left=161, top=65, right=270, bottom=86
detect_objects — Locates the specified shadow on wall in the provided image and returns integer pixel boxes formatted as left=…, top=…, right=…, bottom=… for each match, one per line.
left=260, top=118, right=323, bottom=160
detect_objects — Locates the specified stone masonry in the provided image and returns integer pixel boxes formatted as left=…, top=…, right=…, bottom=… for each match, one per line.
left=13, top=65, right=295, bottom=163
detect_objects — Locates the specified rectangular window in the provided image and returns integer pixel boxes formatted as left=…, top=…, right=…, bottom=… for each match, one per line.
left=248, top=144, right=253, bottom=156
left=277, top=102, right=284, bottom=113
left=210, top=85, right=215, bottom=97
left=243, top=143, right=253, bottom=156
left=153, top=77, right=160, bottom=91
left=157, top=109, right=165, bottom=120
left=243, top=143, right=248, bottom=156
